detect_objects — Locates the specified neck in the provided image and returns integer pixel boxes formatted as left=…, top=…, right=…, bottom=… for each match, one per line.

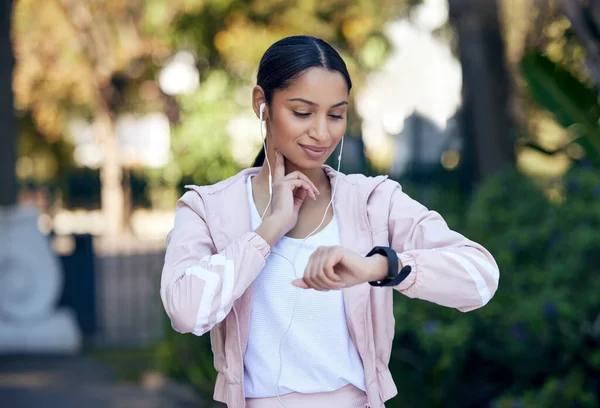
left=255, top=146, right=330, bottom=193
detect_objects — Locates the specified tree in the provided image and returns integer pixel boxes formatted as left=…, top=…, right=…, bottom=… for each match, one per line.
left=448, top=0, right=516, bottom=187
left=170, top=0, right=408, bottom=133
left=498, top=0, right=600, bottom=173
left=12, top=0, right=185, bottom=236
left=559, top=0, right=600, bottom=87
left=1, top=0, right=17, bottom=207
left=12, top=0, right=419, bottom=235
left=164, top=0, right=419, bottom=188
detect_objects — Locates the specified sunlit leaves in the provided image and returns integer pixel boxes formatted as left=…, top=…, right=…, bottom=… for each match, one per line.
left=169, top=69, right=242, bottom=186
left=12, top=0, right=417, bottom=192
left=12, top=0, right=188, bottom=140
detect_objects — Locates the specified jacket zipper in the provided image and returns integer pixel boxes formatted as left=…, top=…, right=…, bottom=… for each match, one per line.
left=363, top=189, right=375, bottom=407
left=233, top=305, right=245, bottom=406
left=361, top=176, right=390, bottom=406
left=201, top=185, right=246, bottom=405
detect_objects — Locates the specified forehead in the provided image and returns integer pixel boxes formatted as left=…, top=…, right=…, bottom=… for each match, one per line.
left=275, top=67, right=349, bottom=104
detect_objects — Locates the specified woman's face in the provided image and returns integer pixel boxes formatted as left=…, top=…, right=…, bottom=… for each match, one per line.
left=266, top=67, right=349, bottom=169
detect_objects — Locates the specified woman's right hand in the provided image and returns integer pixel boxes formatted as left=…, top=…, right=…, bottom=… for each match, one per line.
left=259, top=150, right=319, bottom=244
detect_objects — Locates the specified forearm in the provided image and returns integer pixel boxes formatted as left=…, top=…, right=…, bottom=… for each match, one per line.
left=161, top=232, right=270, bottom=335
left=393, top=246, right=499, bottom=311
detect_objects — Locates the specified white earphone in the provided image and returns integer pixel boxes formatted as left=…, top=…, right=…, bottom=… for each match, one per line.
left=258, top=101, right=343, bottom=220
left=259, top=102, right=273, bottom=219
left=256, top=101, right=344, bottom=407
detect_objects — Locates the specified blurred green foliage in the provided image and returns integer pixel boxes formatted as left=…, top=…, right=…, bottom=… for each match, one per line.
left=388, top=165, right=600, bottom=408
left=155, top=319, right=217, bottom=398
left=520, top=50, right=600, bottom=167
left=149, top=69, right=243, bottom=191
left=156, top=166, right=600, bottom=407
left=13, top=0, right=413, bottom=204
left=158, top=0, right=412, bottom=190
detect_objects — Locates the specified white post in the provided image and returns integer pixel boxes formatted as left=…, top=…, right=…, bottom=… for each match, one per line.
left=0, top=206, right=81, bottom=354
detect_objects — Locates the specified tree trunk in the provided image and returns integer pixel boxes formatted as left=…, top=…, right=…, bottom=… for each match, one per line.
left=95, top=106, right=123, bottom=237
left=0, top=0, right=17, bottom=207
left=559, top=0, right=600, bottom=87
left=448, top=0, right=515, bottom=187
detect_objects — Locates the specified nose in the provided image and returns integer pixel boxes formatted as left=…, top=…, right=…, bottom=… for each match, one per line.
left=311, top=114, right=329, bottom=142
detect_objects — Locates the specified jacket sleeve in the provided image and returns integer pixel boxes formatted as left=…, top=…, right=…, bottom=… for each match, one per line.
left=387, top=184, right=499, bottom=312
left=160, top=191, right=270, bottom=336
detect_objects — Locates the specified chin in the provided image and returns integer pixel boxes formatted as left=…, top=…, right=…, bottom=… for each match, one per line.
left=295, top=157, right=328, bottom=170
left=306, top=159, right=327, bottom=168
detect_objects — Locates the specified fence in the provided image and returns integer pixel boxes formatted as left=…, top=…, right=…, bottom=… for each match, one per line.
left=57, top=234, right=168, bottom=348
left=93, top=243, right=167, bottom=347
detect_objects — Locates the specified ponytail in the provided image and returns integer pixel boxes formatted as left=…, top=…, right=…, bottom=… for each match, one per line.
left=252, top=146, right=266, bottom=167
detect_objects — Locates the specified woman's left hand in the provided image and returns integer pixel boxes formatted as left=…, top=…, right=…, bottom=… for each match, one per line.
left=291, top=246, right=388, bottom=291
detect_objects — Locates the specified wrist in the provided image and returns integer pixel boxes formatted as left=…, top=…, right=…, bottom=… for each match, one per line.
left=255, top=216, right=285, bottom=247
left=368, top=254, right=389, bottom=282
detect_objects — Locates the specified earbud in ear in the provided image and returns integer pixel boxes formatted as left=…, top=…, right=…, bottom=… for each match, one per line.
left=259, top=103, right=266, bottom=122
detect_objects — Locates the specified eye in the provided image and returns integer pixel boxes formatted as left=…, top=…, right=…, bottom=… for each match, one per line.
left=293, top=111, right=311, bottom=118
left=329, top=114, right=344, bottom=120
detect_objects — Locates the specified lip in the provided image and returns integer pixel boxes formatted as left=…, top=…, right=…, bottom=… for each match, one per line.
left=299, top=144, right=328, bottom=159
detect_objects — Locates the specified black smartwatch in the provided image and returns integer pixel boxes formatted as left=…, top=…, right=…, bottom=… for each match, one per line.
left=366, top=246, right=412, bottom=287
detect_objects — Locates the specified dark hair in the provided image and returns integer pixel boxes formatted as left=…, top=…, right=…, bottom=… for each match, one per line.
left=252, top=35, right=352, bottom=166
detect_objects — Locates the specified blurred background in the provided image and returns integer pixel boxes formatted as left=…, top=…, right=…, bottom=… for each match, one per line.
left=1, top=0, right=599, bottom=407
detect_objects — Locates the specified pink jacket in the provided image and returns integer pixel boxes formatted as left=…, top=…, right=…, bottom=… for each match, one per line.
left=160, top=166, right=499, bottom=408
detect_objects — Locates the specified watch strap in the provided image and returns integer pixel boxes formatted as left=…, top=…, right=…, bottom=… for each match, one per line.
left=366, top=246, right=412, bottom=287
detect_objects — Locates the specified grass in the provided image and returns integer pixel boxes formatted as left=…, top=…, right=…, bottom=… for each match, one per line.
left=85, top=344, right=159, bottom=383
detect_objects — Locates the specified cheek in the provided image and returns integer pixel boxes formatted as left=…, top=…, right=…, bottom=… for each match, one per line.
left=271, top=112, right=347, bottom=145
left=272, top=115, right=306, bottom=141
left=330, top=120, right=347, bottom=140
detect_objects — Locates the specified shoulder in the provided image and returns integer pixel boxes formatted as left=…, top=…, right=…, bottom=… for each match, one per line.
left=184, top=167, right=256, bottom=197
left=361, top=176, right=423, bottom=230
left=368, top=177, right=425, bottom=212
left=177, top=167, right=256, bottom=215
left=327, top=165, right=403, bottom=203
left=325, top=165, right=389, bottom=192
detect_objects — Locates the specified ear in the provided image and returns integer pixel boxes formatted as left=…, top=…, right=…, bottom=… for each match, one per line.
left=252, top=86, right=268, bottom=121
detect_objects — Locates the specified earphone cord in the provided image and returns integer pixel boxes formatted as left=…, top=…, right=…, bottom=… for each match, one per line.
left=258, top=111, right=344, bottom=407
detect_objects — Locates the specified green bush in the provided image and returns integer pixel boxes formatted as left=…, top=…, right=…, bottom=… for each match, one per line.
left=388, top=166, right=600, bottom=408
left=155, top=319, right=217, bottom=397
left=156, top=167, right=600, bottom=407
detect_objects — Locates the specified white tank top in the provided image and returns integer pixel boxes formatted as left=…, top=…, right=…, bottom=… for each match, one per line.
left=243, top=175, right=366, bottom=398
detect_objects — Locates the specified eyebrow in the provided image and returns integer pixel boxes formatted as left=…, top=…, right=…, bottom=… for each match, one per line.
left=287, top=98, right=348, bottom=108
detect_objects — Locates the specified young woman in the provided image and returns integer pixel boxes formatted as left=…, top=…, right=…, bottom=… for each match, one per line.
left=160, top=35, right=499, bottom=408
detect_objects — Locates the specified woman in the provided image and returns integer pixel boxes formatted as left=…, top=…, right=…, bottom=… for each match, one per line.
left=160, top=35, right=499, bottom=408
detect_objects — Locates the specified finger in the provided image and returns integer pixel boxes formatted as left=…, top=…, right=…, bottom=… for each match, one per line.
left=282, top=175, right=316, bottom=200
left=316, top=250, right=344, bottom=289
left=274, top=150, right=285, bottom=180
left=323, top=249, right=345, bottom=289
left=291, top=278, right=310, bottom=289
left=289, top=171, right=319, bottom=197
left=311, top=250, right=332, bottom=288
left=285, top=171, right=319, bottom=198
left=304, top=252, right=325, bottom=291
left=282, top=179, right=314, bottom=200
left=309, top=250, right=336, bottom=291
left=311, top=263, right=329, bottom=291
left=323, top=248, right=343, bottom=283
left=293, top=187, right=309, bottom=210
